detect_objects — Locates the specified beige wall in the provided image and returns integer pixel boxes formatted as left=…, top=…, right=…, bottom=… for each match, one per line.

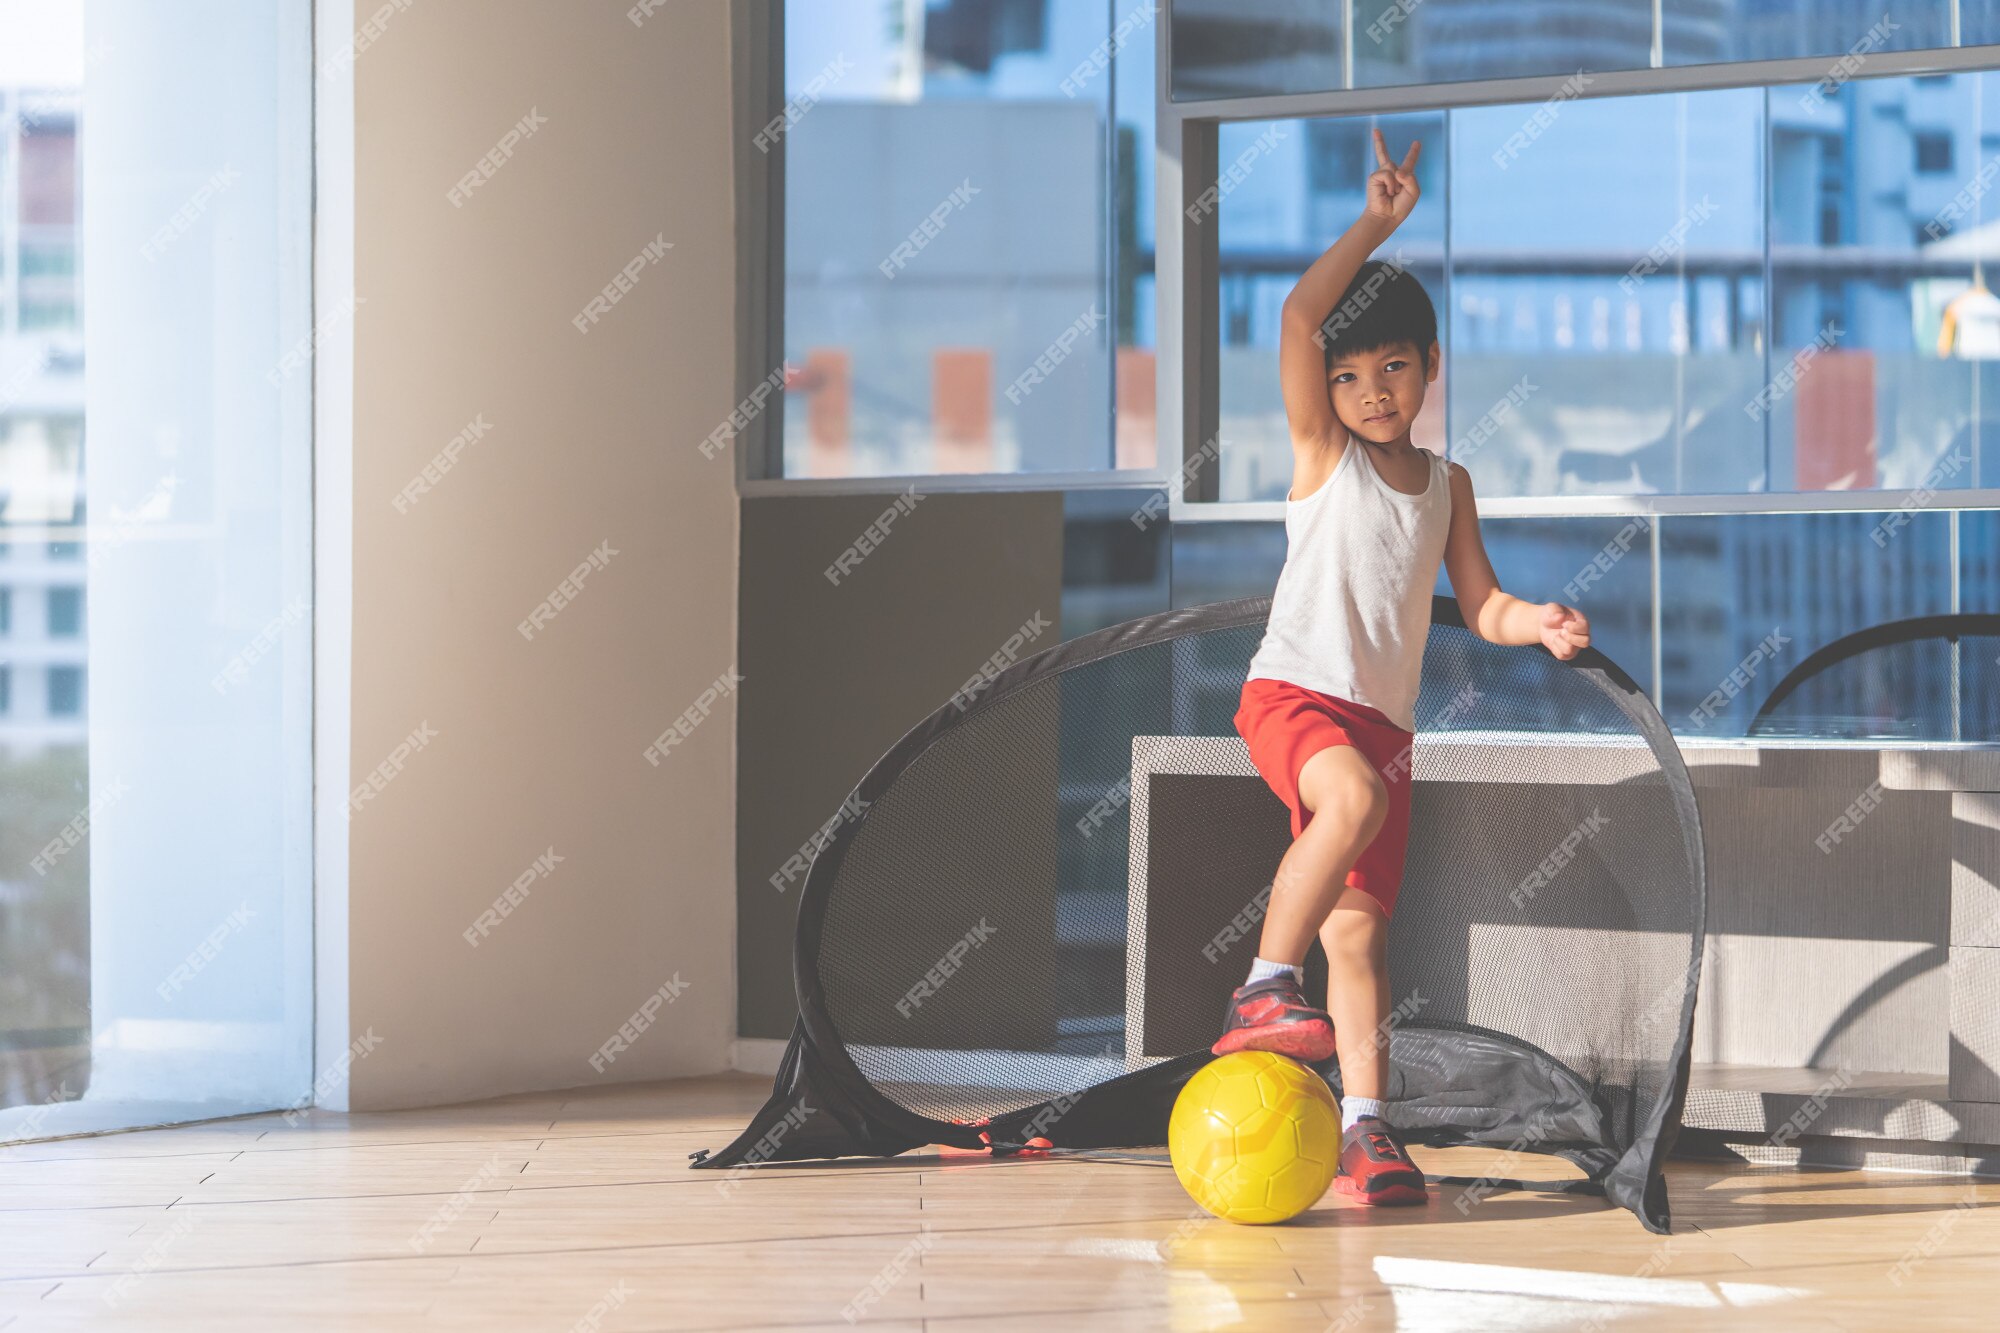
left=328, top=0, right=737, bottom=1108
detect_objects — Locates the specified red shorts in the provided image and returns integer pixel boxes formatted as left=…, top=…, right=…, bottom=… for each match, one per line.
left=1234, top=677, right=1415, bottom=916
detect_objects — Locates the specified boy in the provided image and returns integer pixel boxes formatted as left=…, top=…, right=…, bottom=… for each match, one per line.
left=1212, top=130, right=1592, bottom=1206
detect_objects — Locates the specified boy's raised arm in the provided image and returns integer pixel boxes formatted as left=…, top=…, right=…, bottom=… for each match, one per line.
left=1278, top=130, right=1420, bottom=453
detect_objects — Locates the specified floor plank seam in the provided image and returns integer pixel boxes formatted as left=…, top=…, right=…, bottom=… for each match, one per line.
left=0, top=1120, right=944, bottom=1160
left=0, top=1124, right=745, bottom=1167
left=0, top=1217, right=1116, bottom=1286
left=2, top=1181, right=535, bottom=1214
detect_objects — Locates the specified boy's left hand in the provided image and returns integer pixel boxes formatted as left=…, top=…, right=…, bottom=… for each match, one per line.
left=1540, top=603, right=1591, bottom=661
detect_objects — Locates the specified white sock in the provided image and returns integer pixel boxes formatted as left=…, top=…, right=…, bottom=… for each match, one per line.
left=1246, top=956, right=1303, bottom=986
left=1341, top=1096, right=1384, bottom=1134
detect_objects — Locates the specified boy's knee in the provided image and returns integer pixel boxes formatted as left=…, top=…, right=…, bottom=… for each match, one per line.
left=1339, top=769, right=1390, bottom=831
left=1300, top=752, right=1387, bottom=828
left=1321, top=908, right=1384, bottom=959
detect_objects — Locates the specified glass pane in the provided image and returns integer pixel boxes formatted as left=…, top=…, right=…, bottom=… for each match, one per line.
left=1353, top=0, right=1652, bottom=89
left=1768, top=74, right=1980, bottom=494
left=1946, top=73, right=2000, bottom=491
left=1061, top=490, right=1170, bottom=636
left=1113, top=2, right=1159, bottom=470
left=1967, top=510, right=2000, bottom=610
left=1168, top=0, right=1342, bottom=102
left=1745, top=630, right=2000, bottom=741
left=1958, top=2, right=2000, bottom=47
left=1, top=0, right=312, bottom=1139
left=1664, top=2, right=1950, bottom=66
left=1463, top=517, right=1655, bottom=696
left=783, top=0, right=1145, bottom=477
left=1169, top=521, right=1287, bottom=606
left=1450, top=89, right=1764, bottom=497
left=1965, top=511, right=2000, bottom=740
left=46, top=586, right=82, bottom=636
left=1215, top=112, right=1445, bottom=502
left=1660, top=511, right=1952, bottom=738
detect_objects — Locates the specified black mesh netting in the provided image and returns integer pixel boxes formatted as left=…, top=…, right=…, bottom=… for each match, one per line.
left=696, top=597, right=1706, bottom=1233
left=1747, top=614, right=2000, bottom=742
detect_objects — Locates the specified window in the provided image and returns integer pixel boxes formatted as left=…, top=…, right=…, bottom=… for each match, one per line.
left=770, top=0, right=1157, bottom=480
left=1967, top=1, right=2000, bottom=47
left=1453, top=89, right=1762, bottom=498
left=1174, top=0, right=1659, bottom=99
left=20, top=239, right=77, bottom=276
left=1967, top=511, right=2000, bottom=606
left=1206, top=74, right=1996, bottom=502
left=20, top=301, right=79, bottom=331
left=1170, top=2, right=1965, bottom=96
left=46, top=586, right=81, bottom=637
left=1914, top=131, right=1953, bottom=173
left=1215, top=110, right=1445, bottom=502
left=0, top=0, right=313, bottom=1142
left=1662, top=512, right=1953, bottom=736
left=1152, top=15, right=2000, bottom=744
left=1472, top=518, right=1655, bottom=696
left=1664, top=2, right=1949, bottom=65
left=18, top=111, right=80, bottom=335
left=1359, top=0, right=1654, bottom=89
left=45, top=664, right=82, bottom=717
left=1171, top=0, right=1342, bottom=101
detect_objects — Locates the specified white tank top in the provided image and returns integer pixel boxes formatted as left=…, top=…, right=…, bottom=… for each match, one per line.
left=1246, top=443, right=1453, bottom=733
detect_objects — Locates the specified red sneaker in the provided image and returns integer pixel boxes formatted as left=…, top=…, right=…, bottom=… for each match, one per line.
left=1333, top=1115, right=1427, bottom=1206
left=1210, top=975, right=1336, bottom=1063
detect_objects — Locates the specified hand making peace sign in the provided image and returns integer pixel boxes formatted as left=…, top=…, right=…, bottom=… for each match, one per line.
left=1365, top=127, right=1422, bottom=227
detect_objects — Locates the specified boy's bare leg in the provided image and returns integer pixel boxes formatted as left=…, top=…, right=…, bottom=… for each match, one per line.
left=1254, top=746, right=1388, bottom=968
left=1324, top=884, right=1426, bottom=1205
left=1320, top=891, right=1390, bottom=1099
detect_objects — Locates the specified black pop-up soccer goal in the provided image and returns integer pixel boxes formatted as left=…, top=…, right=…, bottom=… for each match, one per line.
left=1747, top=613, right=2000, bottom=742
left=696, top=597, right=1707, bottom=1233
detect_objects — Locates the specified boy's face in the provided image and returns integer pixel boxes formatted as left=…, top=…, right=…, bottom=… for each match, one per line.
left=1326, top=339, right=1440, bottom=445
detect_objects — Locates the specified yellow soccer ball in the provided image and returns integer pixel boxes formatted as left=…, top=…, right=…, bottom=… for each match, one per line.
left=1168, top=1051, right=1340, bottom=1224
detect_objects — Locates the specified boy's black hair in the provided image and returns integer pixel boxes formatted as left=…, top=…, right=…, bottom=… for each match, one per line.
left=1320, top=259, right=1438, bottom=372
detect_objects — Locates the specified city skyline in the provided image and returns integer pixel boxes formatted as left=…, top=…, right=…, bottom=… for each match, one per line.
left=0, top=82, right=86, bottom=746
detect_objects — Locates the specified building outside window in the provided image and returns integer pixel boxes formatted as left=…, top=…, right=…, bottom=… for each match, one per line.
left=45, top=585, right=80, bottom=636
left=44, top=663, right=81, bottom=716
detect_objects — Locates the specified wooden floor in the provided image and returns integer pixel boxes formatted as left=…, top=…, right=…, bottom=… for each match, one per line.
left=1, top=1074, right=1996, bottom=1331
